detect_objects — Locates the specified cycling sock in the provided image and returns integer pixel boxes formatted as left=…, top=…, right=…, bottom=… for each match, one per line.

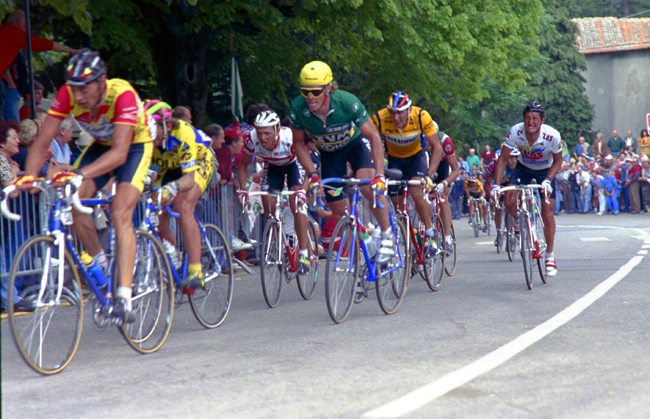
left=546, top=251, right=554, bottom=259
left=299, top=249, right=308, bottom=257
left=425, top=228, right=435, bottom=237
left=116, top=287, right=132, bottom=310
left=445, top=235, right=451, bottom=243
left=188, top=263, right=202, bottom=274
left=381, top=229, right=392, bottom=238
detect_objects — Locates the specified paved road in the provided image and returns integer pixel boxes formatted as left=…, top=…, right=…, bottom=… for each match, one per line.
left=3, top=213, right=650, bottom=418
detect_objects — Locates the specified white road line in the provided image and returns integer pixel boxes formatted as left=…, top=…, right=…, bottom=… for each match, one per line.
left=363, top=255, right=644, bottom=418
left=580, top=237, right=610, bottom=242
left=642, top=245, right=650, bottom=249
left=638, top=250, right=648, bottom=255
left=475, top=241, right=494, bottom=246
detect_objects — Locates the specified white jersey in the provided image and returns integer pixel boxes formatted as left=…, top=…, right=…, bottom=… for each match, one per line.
left=244, top=126, right=296, bottom=166
left=505, top=123, right=562, bottom=170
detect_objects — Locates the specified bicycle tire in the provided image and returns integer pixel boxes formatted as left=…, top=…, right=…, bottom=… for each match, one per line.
left=120, top=230, right=174, bottom=354
left=520, top=213, right=534, bottom=290
left=472, top=211, right=479, bottom=237
left=533, top=213, right=548, bottom=284
left=426, top=213, right=445, bottom=291
left=407, top=212, right=426, bottom=284
left=376, top=217, right=410, bottom=314
left=506, top=215, right=517, bottom=262
left=297, top=219, right=319, bottom=300
left=324, top=216, right=359, bottom=324
left=8, top=235, right=83, bottom=375
left=444, top=222, right=457, bottom=277
left=189, top=223, right=234, bottom=328
left=260, top=219, right=283, bottom=308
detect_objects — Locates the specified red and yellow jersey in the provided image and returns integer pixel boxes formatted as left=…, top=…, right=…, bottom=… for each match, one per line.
left=153, top=120, right=211, bottom=174
left=49, top=78, right=153, bottom=146
left=371, top=106, right=437, bottom=158
left=465, top=179, right=484, bottom=195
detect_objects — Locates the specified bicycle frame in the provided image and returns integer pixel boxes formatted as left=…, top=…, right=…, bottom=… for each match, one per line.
left=390, top=178, right=433, bottom=268
left=499, top=184, right=548, bottom=260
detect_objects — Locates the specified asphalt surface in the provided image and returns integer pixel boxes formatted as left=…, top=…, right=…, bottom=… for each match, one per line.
left=2, top=212, right=650, bottom=418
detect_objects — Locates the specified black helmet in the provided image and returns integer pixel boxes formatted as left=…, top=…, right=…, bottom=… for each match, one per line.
left=523, top=101, right=545, bottom=119
left=65, top=49, right=106, bottom=86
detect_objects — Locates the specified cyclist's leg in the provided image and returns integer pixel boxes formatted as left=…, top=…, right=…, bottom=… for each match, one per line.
left=173, top=184, right=202, bottom=265
left=468, top=197, right=474, bottom=220
left=439, top=189, right=452, bottom=243
left=285, top=163, right=308, bottom=252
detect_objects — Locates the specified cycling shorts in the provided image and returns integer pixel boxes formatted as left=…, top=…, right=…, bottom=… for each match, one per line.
left=261, top=161, right=302, bottom=192
left=387, top=149, right=427, bottom=195
left=157, top=150, right=214, bottom=194
left=321, top=139, right=373, bottom=203
left=508, top=162, right=556, bottom=200
left=435, top=159, right=450, bottom=185
left=73, top=140, right=153, bottom=193
left=469, top=192, right=483, bottom=200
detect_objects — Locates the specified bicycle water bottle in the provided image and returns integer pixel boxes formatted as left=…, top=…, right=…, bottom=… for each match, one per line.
left=162, top=239, right=182, bottom=271
left=370, top=226, right=381, bottom=256
left=413, top=228, right=423, bottom=248
left=360, top=225, right=375, bottom=256
left=81, top=251, right=107, bottom=288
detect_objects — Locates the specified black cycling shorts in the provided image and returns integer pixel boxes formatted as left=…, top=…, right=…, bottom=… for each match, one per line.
left=387, top=150, right=428, bottom=195
left=261, top=161, right=302, bottom=192
left=436, top=159, right=450, bottom=185
left=73, top=141, right=153, bottom=193
left=508, top=162, right=556, bottom=200
left=321, top=138, right=374, bottom=203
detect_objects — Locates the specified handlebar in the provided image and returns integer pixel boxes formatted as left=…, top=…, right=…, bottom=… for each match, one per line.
left=497, top=183, right=550, bottom=205
left=320, top=177, right=387, bottom=209
left=1, top=177, right=92, bottom=222
left=243, top=189, right=308, bottom=215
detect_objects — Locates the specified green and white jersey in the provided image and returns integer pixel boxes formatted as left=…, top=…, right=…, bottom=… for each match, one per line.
left=289, top=90, right=369, bottom=152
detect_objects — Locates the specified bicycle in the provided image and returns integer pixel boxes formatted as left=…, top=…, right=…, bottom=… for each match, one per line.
left=248, top=190, right=319, bottom=308
left=494, top=200, right=518, bottom=261
left=429, top=188, right=457, bottom=277
left=499, top=183, right=549, bottom=290
left=468, top=197, right=490, bottom=237
left=1, top=179, right=174, bottom=375
left=143, top=190, right=233, bottom=328
left=389, top=177, right=444, bottom=290
left=321, top=175, right=409, bottom=324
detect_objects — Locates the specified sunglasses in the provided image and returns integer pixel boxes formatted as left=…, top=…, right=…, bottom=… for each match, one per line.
left=300, top=87, right=326, bottom=98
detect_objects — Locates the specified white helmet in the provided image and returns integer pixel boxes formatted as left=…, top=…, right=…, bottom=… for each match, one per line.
left=510, top=147, right=521, bottom=157
left=254, top=110, right=280, bottom=127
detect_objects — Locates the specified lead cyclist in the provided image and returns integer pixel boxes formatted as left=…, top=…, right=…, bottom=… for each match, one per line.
left=491, top=101, right=563, bottom=277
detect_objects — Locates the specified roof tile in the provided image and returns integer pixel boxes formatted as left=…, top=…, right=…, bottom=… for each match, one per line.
left=572, top=17, right=650, bottom=54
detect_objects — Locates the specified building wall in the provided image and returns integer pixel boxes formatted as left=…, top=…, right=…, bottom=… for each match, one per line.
left=583, top=49, right=650, bottom=141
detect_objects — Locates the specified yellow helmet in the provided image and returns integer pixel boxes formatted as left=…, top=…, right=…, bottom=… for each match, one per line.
left=300, top=61, right=333, bottom=86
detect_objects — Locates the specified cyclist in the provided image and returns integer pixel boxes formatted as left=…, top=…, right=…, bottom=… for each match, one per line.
left=491, top=101, right=562, bottom=277
left=492, top=147, right=520, bottom=246
left=290, top=61, right=394, bottom=263
left=433, top=123, right=461, bottom=250
left=145, top=100, right=214, bottom=289
left=237, top=110, right=310, bottom=274
left=14, top=50, right=153, bottom=322
left=465, top=175, right=486, bottom=227
left=371, top=91, right=442, bottom=257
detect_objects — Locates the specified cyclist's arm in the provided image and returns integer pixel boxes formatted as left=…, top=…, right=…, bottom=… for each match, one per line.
left=291, top=127, right=317, bottom=176
left=237, top=151, right=253, bottom=191
left=358, top=119, right=384, bottom=176
left=492, top=146, right=511, bottom=188
left=426, top=133, right=442, bottom=176
left=24, top=114, right=62, bottom=178
left=445, top=154, right=461, bottom=185
left=77, top=124, right=134, bottom=179
left=544, top=151, right=563, bottom=182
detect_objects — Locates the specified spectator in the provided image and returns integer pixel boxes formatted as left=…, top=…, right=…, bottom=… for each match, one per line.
left=214, top=124, right=243, bottom=185
left=0, top=120, right=20, bottom=186
left=620, top=159, right=631, bottom=212
left=568, top=162, right=580, bottom=213
left=466, top=148, right=480, bottom=172
left=592, top=133, right=608, bottom=158
left=576, top=165, right=591, bottom=213
left=624, top=130, right=637, bottom=154
left=457, top=155, right=470, bottom=173
left=639, top=157, right=650, bottom=213
left=481, top=144, right=495, bottom=168
left=12, top=118, right=38, bottom=170
left=591, top=169, right=605, bottom=215
left=560, top=139, right=570, bottom=162
left=172, top=106, right=192, bottom=124
left=602, top=168, right=619, bottom=214
left=0, top=10, right=79, bottom=122
left=19, top=80, right=44, bottom=121
left=638, top=129, right=650, bottom=158
left=607, top=130, right=624, bottom=158
left=626, top=157, right=642, bottom=214
left=557, top=162, right=571, bottom=213
left=449, top=175, right=465, bottom=220
left=573, top=136, right=591, bottom=160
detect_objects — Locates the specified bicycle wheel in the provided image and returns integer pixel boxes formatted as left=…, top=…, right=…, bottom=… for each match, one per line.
left=506, top=215, right=517, bottom=262
left=496, top=212, right=505, bottom=254
left=189, top=223, right=234, bottom=328
left=260, top=219, right=283, bottom=308
left=120, top=230, right=174, bottom=354
left=444, top=222, right=457, bottom=277
left=297, top=218, right=319, bottom=300
left=519, top=213, right=534, bottom=290
left=533, top=213, right=548, bottom=284
left=8, top=235, right=83, bottom=375
left=376, top=217, right=410, bottom=314
left=426, top=214, right=445, bottom=291
left=472, top=211, right=479, bottom=237
left=325, top=216, right=359, bottom=324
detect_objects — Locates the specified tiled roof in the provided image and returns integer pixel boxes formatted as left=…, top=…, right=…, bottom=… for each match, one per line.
left=572, top=17, right=650, bottom=54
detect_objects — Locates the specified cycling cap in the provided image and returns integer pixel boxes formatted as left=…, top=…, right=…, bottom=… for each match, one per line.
left=387, top=91, right=412, bottom=112
left=523, top=101, right=545, bottom=119
left=300, top=61, right=333, bottom=86
left=65, top=49, right=106, bottom=86
left=143, top=99, right=172, bottom=120
left=254, top=110, right=280, bottom=128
